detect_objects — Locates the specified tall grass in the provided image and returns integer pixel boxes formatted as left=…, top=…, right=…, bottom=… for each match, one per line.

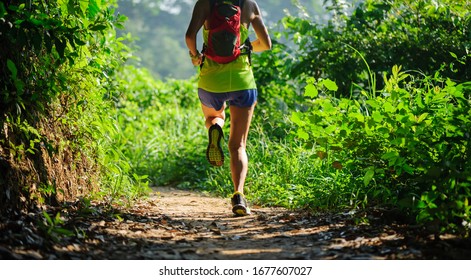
left=117, top=71, right=362, bottom=212
left=116, top=62, right=471, bottom=235
left=112, top=67, right=212, bottom=190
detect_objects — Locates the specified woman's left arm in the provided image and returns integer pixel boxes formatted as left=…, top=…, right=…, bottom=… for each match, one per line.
left=249, top=1, right=271, bottom=52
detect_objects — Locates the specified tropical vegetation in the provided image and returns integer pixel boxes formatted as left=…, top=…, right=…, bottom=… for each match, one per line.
left=1, top=0, right=470, bottom=236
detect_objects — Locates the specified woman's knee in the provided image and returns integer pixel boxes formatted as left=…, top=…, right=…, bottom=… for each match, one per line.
left=228, top=140, right=246, bottom=154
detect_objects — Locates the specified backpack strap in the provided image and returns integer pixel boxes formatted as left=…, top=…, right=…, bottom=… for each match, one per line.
left=239, top=38, right=253, bottom=66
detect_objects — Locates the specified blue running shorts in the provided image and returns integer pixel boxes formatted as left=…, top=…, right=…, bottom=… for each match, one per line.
left=198, top=88, right=257, bottom=111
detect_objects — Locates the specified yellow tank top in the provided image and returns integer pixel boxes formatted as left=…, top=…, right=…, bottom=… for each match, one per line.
left=198, top=26, right=256, bottom=93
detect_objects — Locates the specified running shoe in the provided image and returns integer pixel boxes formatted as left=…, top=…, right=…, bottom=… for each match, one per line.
left=231, top=192, right=251, bottom=216
left=206, top=124, right=224, bottom=167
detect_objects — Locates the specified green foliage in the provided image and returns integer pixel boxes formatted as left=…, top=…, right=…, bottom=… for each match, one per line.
left=1, top=0, right=126, bottom=115
left=256, top=0, right=471, bottom=96
left=292, top=66, right=471, bottom=234
left=107, top=0, right=470, bottom=236
left=3, top=0, right=469, bottom=238
left=0, top=0, right=147, bottom=213
left=115, top=0, right=328, bottom=79
left=110, top=66, right=207, bottom=188
left=234, top=0, right=471, bottom=234
left=39, top=211, right=74, bottom=242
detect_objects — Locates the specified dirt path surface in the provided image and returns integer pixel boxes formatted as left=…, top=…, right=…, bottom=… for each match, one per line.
left=1, top=187, right=471, bottom=260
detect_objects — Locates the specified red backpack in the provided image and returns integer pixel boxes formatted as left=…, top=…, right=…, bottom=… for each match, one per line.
left=203, top=0, right=252, bottom=64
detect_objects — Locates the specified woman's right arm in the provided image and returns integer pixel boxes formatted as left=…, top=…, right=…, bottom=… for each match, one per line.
left=185, top=0, right=209, bottom=65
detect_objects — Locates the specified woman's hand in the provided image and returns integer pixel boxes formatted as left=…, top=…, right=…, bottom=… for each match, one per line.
left=190, top=52, right=204, bottom=66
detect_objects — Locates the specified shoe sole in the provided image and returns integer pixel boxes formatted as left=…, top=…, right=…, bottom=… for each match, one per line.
left=206, top=125, right=224, bottom=166
left=232, top=204, right=251, bottom=216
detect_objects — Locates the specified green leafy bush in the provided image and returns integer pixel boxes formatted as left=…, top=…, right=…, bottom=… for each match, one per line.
left=292, top=66, right=471, bottom=234
left=0, top=0, right=144, bottom=213
left=256, top=0, right=471, bottom=96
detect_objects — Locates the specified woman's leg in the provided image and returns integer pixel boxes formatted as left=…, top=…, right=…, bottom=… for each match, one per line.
left=201, top=103, right=226, bottom=129
left=201, top=103, right=226, bottom=166
left=228, top=104, right=256, bottom=194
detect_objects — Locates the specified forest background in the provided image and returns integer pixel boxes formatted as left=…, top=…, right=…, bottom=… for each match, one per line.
left=117, top=0, right=328, bottom=80
left=1, top=0, right=470, bottom=238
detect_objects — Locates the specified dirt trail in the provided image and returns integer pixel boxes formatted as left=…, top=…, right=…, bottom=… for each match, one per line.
left=1, top=187, right=470, bottom=260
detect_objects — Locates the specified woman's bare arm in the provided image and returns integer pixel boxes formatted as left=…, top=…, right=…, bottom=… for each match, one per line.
left=249, top=0, right=271, bottom=52
left=185, top=0, right=209, bottom=64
